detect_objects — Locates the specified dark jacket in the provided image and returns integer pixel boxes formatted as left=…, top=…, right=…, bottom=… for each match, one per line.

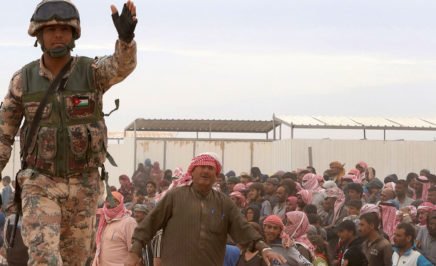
left=342, top=237, right=368, bottom=266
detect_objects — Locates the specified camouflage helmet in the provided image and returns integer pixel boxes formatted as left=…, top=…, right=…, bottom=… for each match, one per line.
left=28, top=0, right=81, bottom=39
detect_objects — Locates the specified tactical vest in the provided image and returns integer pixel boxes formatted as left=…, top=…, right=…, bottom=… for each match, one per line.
left=20, top=56, right=107, bottom=177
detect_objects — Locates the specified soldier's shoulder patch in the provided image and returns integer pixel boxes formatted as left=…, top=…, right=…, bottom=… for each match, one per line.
left=9, top=69, right=24, bottom=99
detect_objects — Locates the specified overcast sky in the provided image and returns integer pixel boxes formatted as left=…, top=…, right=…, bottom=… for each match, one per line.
left=1, top=0, right=436, bottom=132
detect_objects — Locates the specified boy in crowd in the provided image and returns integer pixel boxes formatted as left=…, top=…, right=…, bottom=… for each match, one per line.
left=343, top=200, right=363, bottom=228
left=337, top=220, right=367, bottom=266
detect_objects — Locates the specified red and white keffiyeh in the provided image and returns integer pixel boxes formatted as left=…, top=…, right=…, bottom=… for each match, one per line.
left=360, top=203, right=380, bottom=216
left=379, top=204, right=397, bottom=242
left=417, top=176, right=431, bottom=202
left=282, top=211, right=315, bottom=257
left=325, top=187, right=345, bottom=225
left=302, top=173, right=323, bottom=192
left=297, top=189, right=313, bottom=205
left=187, top=152, right=222, bottom=176
left=263, top=215, right=285, bottom=229
left=156, top=153, right=222, bottom=201
left=95, top=191, right=131, bottom=265
left=230, top=191, right=247, bottom=208
left=342, top=174, right=362, bottom=184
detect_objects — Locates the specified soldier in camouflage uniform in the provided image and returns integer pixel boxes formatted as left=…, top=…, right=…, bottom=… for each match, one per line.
left=0, top=0, right=137, bottom=265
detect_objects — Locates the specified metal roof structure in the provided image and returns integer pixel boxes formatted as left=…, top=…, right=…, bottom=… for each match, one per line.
left=273, top=115, right=436, bottom=140
left=125, top=118, right=277, bottom=134
left=123, top=116, right=436, bottom=141
left=274, top=115, right=436, bottom=130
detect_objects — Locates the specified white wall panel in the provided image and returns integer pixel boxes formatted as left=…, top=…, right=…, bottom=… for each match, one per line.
left=105, top=137, right=135, bottom=186
left=271, top=140, right=292, bottom=173
left=222, top=142, right=251, bottom=174
left=289, top=139, right=436, bottom=180
left=252, top=142, right=273, bottom=175
left=165, top=140, right=195, bottom=172
left=195, top=141, right=224, bottom=163
left=136, top=140, right=165, bottom=167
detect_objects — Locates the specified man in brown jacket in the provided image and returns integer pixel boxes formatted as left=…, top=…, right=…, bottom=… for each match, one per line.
left=125, top=153, right=286, bottom=266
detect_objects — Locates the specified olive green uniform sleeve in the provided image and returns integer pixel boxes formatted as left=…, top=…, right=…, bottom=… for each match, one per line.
left=93, top=39, right=137, bottom=93
left=0, top=71, right=24, bottom=172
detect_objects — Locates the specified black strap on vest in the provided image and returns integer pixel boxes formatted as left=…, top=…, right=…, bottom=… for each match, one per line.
left=22, top=58, right=73, bottom=163
left=10, top=58, right=73, bottom=248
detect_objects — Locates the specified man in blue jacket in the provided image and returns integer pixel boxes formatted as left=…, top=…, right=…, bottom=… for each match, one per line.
left=393, top=223, right=432, bottom=266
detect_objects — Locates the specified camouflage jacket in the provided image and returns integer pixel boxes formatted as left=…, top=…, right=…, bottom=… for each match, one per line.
left=0, top=39, right=137, bottom=176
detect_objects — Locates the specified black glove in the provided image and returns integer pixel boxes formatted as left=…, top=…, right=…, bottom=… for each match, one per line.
left=112, top=4, right=137, bottom=43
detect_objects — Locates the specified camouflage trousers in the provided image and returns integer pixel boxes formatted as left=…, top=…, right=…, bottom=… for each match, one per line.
left=18, top=168, right=104, bottom=266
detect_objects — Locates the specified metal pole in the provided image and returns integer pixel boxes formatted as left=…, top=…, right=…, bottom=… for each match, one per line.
left=193, top=140, right=196, bottom=157
left=250, top=142, right=254, bottom=169
left=133, top=119, right=137, bottom=170
left=279, top=124, right=282, bottom=140
left=308, top=146, right=313, bottom=167
left=163, top=140, right=167, bottom=170
left=384, top=129, right=386, bottom=141
left=291, top=126, right=294, bottom=139
left=273, top=119, right=276, bottom=140
left=363, top=129, right=366, bottom=140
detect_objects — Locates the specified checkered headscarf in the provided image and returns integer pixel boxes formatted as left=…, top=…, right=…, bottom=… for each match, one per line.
left=155, top=153, right=222, bottom=201
left=187, top=152, right=222, bottom=176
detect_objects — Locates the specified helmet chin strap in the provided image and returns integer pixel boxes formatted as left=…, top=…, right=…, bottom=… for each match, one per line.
left=37, top=37, right=76, bottom=58
left=47, top=44, right=70, bottom=58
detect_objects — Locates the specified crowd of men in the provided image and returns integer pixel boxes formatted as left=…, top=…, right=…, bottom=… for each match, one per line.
left=97, top=158, right=436, bottom=265
left=1, top=156, right=436, bottom=265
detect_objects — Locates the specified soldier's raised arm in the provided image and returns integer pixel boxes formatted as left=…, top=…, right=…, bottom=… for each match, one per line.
left=93, top=0, right=138, bottom=92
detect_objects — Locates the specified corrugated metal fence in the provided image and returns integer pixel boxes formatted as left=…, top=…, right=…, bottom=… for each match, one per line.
left=3, top=138, right=436, bottom=186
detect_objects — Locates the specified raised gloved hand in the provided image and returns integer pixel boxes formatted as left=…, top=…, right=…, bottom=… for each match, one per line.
left=111, top=0, right=137, bottom=43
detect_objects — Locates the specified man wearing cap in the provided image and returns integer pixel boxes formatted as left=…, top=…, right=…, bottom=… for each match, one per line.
left=133, top=204, right=149, bottom=224
left=125, top=153, right=287, bottom=266
left=0, top=0, right=137, bottom=264
left=133, top=204, right=154, bottom=266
